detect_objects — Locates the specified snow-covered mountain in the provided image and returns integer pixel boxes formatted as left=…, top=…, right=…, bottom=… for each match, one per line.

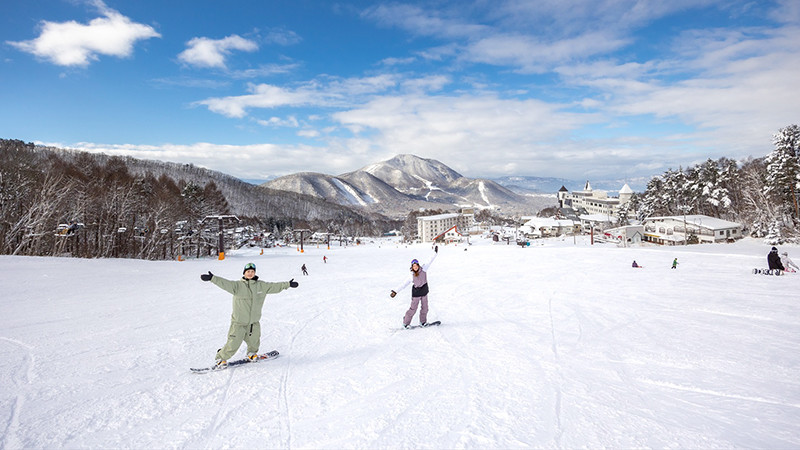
left=261, top=172, right=379, bottom=208
left=358, top=154, right=463, bottom=193
left=265, top=154, right=552, bottom=217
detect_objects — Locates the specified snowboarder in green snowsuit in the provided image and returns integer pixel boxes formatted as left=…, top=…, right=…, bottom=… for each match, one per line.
left=200, top=262, right=298, bottom=367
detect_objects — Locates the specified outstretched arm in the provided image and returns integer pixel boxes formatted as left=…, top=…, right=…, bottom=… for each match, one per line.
left=390, top=250, right=437, bottom=297
left=391, top=279, right=411, bottom=297
left=421, top=251, right=438, bottom=272
left=209, top=274, right=239, bottom=294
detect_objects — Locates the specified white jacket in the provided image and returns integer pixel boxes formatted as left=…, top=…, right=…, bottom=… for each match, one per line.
left=781, top=253, right=799, bottom=270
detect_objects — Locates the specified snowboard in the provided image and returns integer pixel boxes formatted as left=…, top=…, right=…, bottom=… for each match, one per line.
left=752, top=268, right=784, bottom=276
left=190, top=350, right=279, bottom=374
left=402, top=320, right=441, bottom=330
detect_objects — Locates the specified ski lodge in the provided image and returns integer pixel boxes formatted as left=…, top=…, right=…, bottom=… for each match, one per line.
left=520, top=217, right=580, bottom=238
left=558, top=181, right=634, bottom=218
left=642, top=215, right=743, bottom=245
left=417, top=212, right=473, bottom=243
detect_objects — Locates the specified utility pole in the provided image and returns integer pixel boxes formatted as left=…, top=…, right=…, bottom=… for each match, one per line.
left=678, top=204, right=691, bottom=246
left=202, top=215, right=240, bottom=260
left=294, top=229, right=311, bottom=253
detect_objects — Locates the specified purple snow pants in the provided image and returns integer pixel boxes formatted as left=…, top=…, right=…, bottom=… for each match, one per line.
left=403, top=295, right=428, bottom=326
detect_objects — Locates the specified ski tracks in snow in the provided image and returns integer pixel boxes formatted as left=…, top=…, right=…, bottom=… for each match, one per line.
left=546, top=288, right=570, bottom=448
left=278, top=309, right=326, bottom=449
left=0, top=337, right=35, bottom=450
left=206, top=369, right=237, bottom=438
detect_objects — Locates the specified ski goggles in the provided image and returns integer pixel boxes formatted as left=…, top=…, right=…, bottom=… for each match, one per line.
left=410, top=259, right=420, bottom=266
left=244, top=262, right=256, bottom=272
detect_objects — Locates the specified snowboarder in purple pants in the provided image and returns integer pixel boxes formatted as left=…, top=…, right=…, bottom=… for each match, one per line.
left=390, top=247, right=438, bottom=329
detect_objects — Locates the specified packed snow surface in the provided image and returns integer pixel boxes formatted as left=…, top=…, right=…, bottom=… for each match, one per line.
left=1, top=236, right=798, bottom=448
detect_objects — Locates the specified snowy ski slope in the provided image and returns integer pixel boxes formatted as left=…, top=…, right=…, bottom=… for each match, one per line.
left=0, top=236, right=798, bottom=448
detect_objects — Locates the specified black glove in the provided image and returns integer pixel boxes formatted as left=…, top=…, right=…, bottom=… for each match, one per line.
left=435, top=245, right=438, bottom=253
left=200, top=271, right=213, bottom=281
left=289, top=278, right=299, bottom=288
left=390, top=290, right=397, bottom=298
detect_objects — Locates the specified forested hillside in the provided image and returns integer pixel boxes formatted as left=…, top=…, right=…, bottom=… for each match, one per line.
left=0, top=139, right=397, bottom=260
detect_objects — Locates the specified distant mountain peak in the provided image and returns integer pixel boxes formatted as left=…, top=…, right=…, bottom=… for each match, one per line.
left=358, top=154, right=463, bottom=192
left=265, top=154, right=553, bottom=218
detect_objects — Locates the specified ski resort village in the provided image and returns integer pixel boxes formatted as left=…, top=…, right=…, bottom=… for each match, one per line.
left=416, top=181, right=745, bottom=248
left=2, top=1, right=800, bottom=448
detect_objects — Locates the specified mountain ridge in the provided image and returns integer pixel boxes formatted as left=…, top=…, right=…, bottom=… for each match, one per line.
left=264, top=154, right=553, bottom=218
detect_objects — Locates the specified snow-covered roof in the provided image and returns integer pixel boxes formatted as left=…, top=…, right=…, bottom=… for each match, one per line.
left=418, top=213, right=460, bottom=221
left=645, top=215, right=741, bottom=230
left=523, top=218, right=576, bottom=228
left=433, top=225, right=463, bottom=240
left=579, top=214, right=618, bottom=223
left=619, top=183, right=634, bottom=194
left=605, top=225, right=644, bottom=235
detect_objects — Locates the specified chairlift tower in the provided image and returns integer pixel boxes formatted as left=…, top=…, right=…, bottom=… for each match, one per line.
left=293, top=228, right=311, bottom=253
left=202, top=215, right=240, bottom=259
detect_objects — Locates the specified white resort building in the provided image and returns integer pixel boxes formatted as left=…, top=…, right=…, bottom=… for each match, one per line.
left=558, top=181, right=634, bottom=218
left=642, top=215, right=743, bottom=245
left=417, top=211, right=474, bottom=243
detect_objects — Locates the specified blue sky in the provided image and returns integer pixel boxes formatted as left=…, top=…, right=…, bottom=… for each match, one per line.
left=2, top=0, right=798, bottom=184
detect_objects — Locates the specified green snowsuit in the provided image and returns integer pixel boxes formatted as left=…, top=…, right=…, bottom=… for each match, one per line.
left=210, top=275, right=290, bottom=361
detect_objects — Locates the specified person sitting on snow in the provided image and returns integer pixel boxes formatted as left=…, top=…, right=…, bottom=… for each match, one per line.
left=781, top=251, right=798, bottom=272
left=632, top=261, right=640, bottom=268
left=767, top=247, right=785, bottom=271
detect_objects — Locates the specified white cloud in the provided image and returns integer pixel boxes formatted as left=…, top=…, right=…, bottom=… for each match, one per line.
left=464, top=31, right=630, bottom=73
left=330, top=93, right=604, bottom=177
left=769, top=0, right=800, bottom=24
left=362, top=4, right=488, bottom=39
left=401, top=75, right=451, bottom=93
left=7, top=4, right=160, bottom=67
left=195, top=74, right=400, bottom=118
left=297, top=129, right=321, bottom=138
left=33, top=1, right=798, bottom=182
left=227, top=63, right=300, bottom=79
left=263, top=29, right=302, bottom=46
left=61, top=140, right=365, bottom=180
left=558, top=25, right=800, bottom=160
left=255, top=116, right=300, bottom=128
left=196, top=83, right=319, bottom=118
left=178, top=35, right=258, bottom=69
left=380, top=56, right=416, bottom=66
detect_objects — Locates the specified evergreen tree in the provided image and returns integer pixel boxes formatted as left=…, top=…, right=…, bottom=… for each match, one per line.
left=764, top=125, right=800, bottom=220
left=764, top=220, right=783, bottom=245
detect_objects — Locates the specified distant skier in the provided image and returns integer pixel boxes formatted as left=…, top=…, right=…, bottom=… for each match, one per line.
left=301, top=264, right=308, bottom=275
left=323, top=256, right=327, bottom=264
left=781, top=251, right=798, bottom=272
left=390, top=246, right=438, bottom=329
left=200, top=262, right=298, bottom=368
left=632, top=260, right=642, bottom=268
left=671, top=258, right=679, bottom=269
left=767, top=247, right=785, bottom=271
